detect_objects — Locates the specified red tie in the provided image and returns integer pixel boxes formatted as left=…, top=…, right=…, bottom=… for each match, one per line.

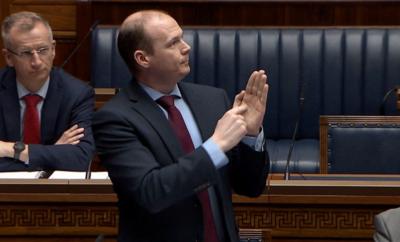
left=157, top=95, right=219, bottom=242
left=23, top=94, right=42, bottom=144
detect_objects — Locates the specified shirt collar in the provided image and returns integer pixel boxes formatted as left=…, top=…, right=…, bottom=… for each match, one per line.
left=138, top=82, right=182, bottom=101
left=17, top=77, right=50, bottom=100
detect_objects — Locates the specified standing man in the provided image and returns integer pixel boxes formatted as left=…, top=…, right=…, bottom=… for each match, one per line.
left=0, top=11, right=95, bottom=171
left=93, top=10, right=269, bottom=242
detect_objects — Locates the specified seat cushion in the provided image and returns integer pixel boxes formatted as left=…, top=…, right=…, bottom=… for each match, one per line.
left=266, top=139, right=320, bottom=173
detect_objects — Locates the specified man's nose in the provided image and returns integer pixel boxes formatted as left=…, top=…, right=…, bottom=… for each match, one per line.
left=30, top=52, right=42, bottom=67
left=181, top=40, right=191, bottom=54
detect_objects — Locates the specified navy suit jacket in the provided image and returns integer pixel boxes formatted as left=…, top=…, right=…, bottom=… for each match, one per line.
left=0, top=67, right=95, bottom=171
left=93, top=81, right=269, bottom=242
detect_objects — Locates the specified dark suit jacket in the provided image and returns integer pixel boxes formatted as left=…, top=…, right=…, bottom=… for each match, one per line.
left=93, top=81, right=269, bottom=242
left=374, top=207, right=400, bottom=242
left=0, top=66, right=95, bottom=171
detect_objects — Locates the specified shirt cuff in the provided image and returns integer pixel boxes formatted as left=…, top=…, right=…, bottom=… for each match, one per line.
left=24, top=148, right=30, bottom=165
left=241, top=127, right=265, bottom=152
left=202, top=138, right=229, bottom=169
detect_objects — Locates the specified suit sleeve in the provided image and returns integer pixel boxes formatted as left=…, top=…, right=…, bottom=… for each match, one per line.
left=27, top=86, right=95, bottom=171
left=93, top=108, right=219, bottom=213
left=373, top=213, right=391, bottom=242
left=222, top=91, right=269, bottom=197
left=229, top=142, right=269, bottom=197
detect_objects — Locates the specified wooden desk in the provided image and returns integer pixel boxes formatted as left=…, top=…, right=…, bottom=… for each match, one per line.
left=94, top=88, right=116, bottom=110
left=0, top=179, right=117, bottom=242
left=0, top=176, right=399, bottom=241
left=235, top=174, right=400, bottom=242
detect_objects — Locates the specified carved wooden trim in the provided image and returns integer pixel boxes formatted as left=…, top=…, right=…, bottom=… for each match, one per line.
left=234, top=205, right=378, bottom=238
left=0, top=205, right=118, bottom=235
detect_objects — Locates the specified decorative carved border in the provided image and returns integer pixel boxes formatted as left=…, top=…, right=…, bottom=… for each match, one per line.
left=234, top=206, right=377, bottom=231
left=0, top=205, right=118, bottom=228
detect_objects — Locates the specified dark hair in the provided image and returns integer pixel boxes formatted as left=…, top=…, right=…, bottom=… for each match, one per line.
left=117, top=15, right=154, bottom=73
left=1, top=11, right=53, bottom=48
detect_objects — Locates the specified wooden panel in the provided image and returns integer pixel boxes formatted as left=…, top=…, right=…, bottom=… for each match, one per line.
left=0, top=180, right=116, bottom=241
left=0, top=0, right=14, bottom=68
left=0, top=177, right=399, bottom=241
left=94, top=88, right=117, bottom=110
left=0, top=238, right=115, bottom=242
left=240, top=228, right=272, bottom=242
left=9, top=0, right=76, bottom=39
left=84, top=0, right=400, bottom=26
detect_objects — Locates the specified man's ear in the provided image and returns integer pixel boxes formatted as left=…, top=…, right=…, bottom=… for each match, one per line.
left=133, top=50, right=150, bottom=69
left=51, top=40, right=56, bottom=58
left=2, top=49, right=14, bottom=67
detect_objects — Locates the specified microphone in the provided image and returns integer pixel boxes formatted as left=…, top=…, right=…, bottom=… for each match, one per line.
left=37, top=170, right=54, bottom=179
left=60, top=19, right=100, bottom=68
left=85, top=157, right=92, bottom=179
left=379, top=86, right=400, bottom=115
left=85, top=154, right=101, bottom=180
left=95, top=234, right=104, bottom=242
left=283, top=79, right=306, bottom=180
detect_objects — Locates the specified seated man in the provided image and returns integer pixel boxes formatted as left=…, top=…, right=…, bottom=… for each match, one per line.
left=374, top=207, right=400, bottom=242
left=0, top=11, right=95, bottom=171
left=93, top=10, right=269, bottom=242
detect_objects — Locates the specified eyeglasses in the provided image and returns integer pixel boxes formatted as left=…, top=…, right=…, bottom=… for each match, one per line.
left=6, top=46, right=52, bottom=59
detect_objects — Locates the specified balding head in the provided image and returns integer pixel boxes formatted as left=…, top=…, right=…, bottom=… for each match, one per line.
left=117, top=10, right=173, bottom=73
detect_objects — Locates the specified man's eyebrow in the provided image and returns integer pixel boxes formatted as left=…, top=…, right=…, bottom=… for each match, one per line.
left=166, top=35, right=180, bottom=45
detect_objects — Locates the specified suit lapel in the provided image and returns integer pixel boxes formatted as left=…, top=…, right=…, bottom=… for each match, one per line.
left=0, top=69, right=21, bottom=141
left=179, top=82, right=215, bottom=141
left=126, top=82, right=184, bottom=160
left=41, top=69, right=62, bottom=144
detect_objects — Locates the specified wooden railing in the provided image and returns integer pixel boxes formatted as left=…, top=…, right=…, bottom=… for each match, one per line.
left=0, top=175, right=399, bottom=241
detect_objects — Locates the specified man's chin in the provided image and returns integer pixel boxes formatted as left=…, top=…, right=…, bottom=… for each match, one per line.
left=180, top=69, right=190, bottom=79
left=183, top=66, right=190, bottom=74
left=32, top=73, right=50, bottom=84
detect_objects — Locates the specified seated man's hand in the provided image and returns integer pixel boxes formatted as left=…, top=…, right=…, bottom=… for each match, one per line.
left=0, top=141, right=13, bottom=158
left=55, top=124, right=84, bottom=145
left=241, top=70, right=269, bottom=136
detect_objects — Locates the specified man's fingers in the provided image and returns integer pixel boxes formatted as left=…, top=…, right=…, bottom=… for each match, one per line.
left=261, top=84, right=269, bottom=106
left=256, top=72, right=267, bottom=98
left=71, top=133, right=84, bottom=141
left=231, top=104, right=247, bottom=114
left=245, top=71, right=258, bottom=95
left=64, top=127, right=84, bottom=137
left=246, top=70, right=267, bottom=96
left=233, top=91, right=245, bottom=108
left=56, top=127, right=84, bottom=145
left=70, top=128, right=84, bottom=136
left=65, top=133, right=84, bottom=144
left=65, top=124, right=79, bottom=133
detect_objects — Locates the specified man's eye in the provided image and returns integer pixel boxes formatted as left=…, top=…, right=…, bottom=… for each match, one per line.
left=20, top=51, right=33, bottom=57
left=38, top=48, right=49, bottom=54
